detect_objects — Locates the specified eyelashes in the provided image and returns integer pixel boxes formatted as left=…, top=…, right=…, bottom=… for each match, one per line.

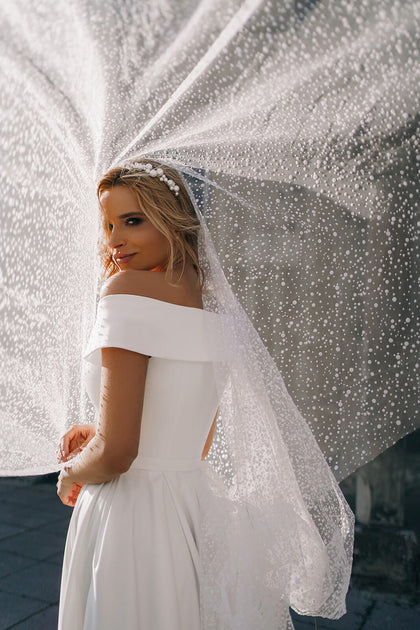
left=107, top=217, right=143, bottom=231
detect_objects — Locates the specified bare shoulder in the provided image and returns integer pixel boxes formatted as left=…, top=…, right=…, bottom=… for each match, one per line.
left=100, top=270, right=165, bottom=299
left=100, top=269, right=203, bottom=309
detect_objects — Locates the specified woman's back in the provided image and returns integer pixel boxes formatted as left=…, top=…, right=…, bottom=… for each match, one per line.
left=59, top=288, right=229, bottom=630
left=83, top=292, right=223, bottom=466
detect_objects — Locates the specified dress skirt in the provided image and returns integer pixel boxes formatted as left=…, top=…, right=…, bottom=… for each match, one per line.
left=58, top=460, right=207, bottom=630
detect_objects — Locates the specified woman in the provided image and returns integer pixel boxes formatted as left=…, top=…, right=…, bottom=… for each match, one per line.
left=56, top=158, right=354, bottom=630
left=56, top=158, right=222, bottom=629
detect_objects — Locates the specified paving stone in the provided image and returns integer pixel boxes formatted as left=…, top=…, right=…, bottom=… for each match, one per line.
left=0, top=523, right=25, bottom=542
left=0, top=476, right=56, bottom=489
left=0, top=487, right=46, bottom=508
left=0, top=501, right=65, bottom=529
left=314, top=612, right=368, bottom=629
left=7, top=604, right=59, bottom=630
left=0, top=551, right=36, bottom=579
left=291, top=611, right=364, bottom=630
left=345, top=587, right=375, bottom=614
left=314, top=602, right=371, bottom=629
left=35, top=497, right=71, bottom=519
left=363, top=599, right=420, bottom=630
left=44, top=551, right=65, bottom=567
left=0, top=529, right=65, bottom=561
left=35, top=481, right=61, bottom=495
left=291, top=618, right=317, bottom=630
left=0, top=592, right=47, bottom=630
left=0, top=489, right=15, bottom=503
left=0, top=560, right=61, bottom=604
left=41, top=516, right=72, bottom=538
left=291, top=587, right=373, bottom=630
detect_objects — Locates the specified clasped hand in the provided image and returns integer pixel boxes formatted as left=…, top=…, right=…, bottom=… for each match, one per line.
left=56, top=424, right=95, bottom=507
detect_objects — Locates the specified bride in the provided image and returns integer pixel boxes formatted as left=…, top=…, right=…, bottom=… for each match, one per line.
left=56, top=158, right=222, bottom=629
left=56, top=157, right=354, bottom=630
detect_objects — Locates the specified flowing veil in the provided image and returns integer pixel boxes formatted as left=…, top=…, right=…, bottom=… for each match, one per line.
left=0, top=0, right=418, bottom=624
left=175, top=166, right=355, bottom=626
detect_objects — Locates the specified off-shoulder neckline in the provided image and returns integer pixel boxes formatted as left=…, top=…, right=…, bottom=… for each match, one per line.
left=99, top=292, right=205, bottom=313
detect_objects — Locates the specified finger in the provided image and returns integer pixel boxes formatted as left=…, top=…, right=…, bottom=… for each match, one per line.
left=66, top=446, right=83, bottom=461
left=62, top=432, right=75, bottom=458
left=63, top=427, right=80, bottom=455
left=56, top=442, right=70, bottom=463
left=58, top=488, right=75, bottom=507
left=58, top=436, right=68, bottom=459
left=69, top=433, right=86, bottom=455
left=56, top=439, right=64, bottom=461
left=57, top=450, right=69, bottom=463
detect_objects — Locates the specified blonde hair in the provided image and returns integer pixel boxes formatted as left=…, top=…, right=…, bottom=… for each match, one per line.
left=96, top=158, right=205, bottom=290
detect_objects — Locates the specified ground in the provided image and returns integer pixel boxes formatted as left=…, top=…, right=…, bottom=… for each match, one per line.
left=0, top=475, right=418, bottom=630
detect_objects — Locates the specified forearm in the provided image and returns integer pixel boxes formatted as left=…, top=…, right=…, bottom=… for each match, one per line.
left=62, top=434, right=124, bottom=485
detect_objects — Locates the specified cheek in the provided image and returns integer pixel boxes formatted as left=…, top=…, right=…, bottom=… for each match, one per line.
left=136, top=223, right=170, bottom=254
left=148, top=227, right=170, bottom=251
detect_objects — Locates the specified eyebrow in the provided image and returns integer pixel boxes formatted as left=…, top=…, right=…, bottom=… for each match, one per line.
left=114, top=212, right=144, bottom=220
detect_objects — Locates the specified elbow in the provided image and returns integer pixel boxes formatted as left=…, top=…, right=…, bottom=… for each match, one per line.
left=115, top=455, right=136, bottom=474
left=102, top=448, right=136, bottom=475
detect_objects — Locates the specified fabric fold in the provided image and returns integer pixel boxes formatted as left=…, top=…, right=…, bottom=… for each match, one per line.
left=82, top=294, right=232, bottom=363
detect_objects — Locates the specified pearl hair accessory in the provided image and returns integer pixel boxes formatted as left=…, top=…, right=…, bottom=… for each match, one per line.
left=122, top=161, right=180, bottom=196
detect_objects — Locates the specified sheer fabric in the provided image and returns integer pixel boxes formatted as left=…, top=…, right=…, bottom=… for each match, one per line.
left=0, top=0, right=417, bottom=479
left=0, top=0, right=418, bottom=625
left=180, top=170, right=354, bottom=626
left=68, top=244, right=354, bottom=628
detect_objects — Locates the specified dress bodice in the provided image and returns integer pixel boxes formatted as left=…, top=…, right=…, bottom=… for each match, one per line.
left=82, top=294, right=229, bottom=466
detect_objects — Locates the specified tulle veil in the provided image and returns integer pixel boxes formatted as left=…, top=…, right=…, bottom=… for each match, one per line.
left=0, top=0, right=418, bottom=625
left=169, top=159, right=354, bottom=627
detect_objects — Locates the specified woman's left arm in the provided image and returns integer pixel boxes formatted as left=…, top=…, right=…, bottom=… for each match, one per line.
left=58, top=347, right=148, bottom=491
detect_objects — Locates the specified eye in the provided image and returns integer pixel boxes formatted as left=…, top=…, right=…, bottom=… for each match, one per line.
left=107, top=217, right=142, bottom=231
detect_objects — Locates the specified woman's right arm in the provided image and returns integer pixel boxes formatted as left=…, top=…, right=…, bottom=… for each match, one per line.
left=59, top=345, right=148, bottom=486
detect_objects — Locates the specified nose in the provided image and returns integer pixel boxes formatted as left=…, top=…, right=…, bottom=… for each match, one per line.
left=108, top=228, right=126, bottom=251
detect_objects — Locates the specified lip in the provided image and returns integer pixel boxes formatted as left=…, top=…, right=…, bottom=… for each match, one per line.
left=115, top=253, right=136, bottom=263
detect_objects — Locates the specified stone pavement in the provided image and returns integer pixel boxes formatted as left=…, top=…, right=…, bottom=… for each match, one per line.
left=0, top=475, right=419, bottom=630
left=0, top=475, right=72, bottom=629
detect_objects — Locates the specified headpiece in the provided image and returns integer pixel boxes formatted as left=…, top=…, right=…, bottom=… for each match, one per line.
left=122, top=161, right=180, bottom=197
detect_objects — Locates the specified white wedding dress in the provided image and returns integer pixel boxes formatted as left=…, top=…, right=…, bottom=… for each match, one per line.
left=58, top=293, right=229, bottom=630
